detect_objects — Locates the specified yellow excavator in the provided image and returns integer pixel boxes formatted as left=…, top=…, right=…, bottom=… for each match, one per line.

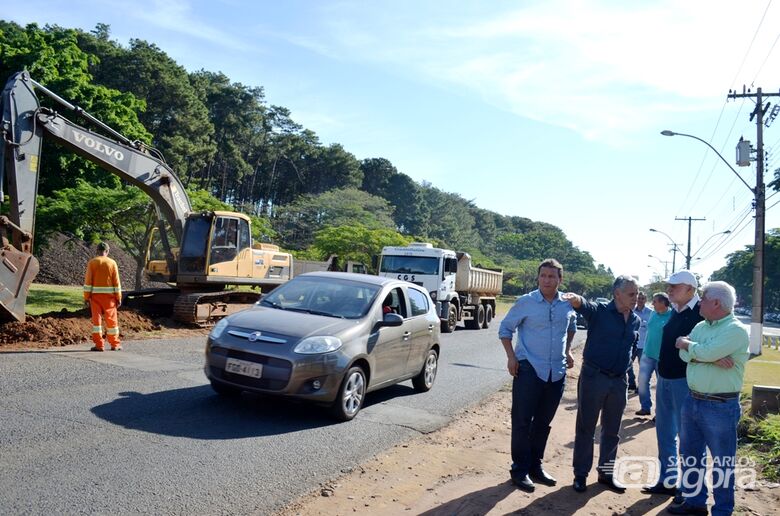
left=0, top=71, right=292, bottom=325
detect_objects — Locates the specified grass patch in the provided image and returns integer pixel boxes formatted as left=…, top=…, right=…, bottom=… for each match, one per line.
left=739, top=347, right=780, bottom=482
left=739, top=413, right=780, bottom=482
left=743, top=346, right=780, bottom=395
left=26, top=284, right=84, bottom=315
left=496, top=295, right=516, bottom=317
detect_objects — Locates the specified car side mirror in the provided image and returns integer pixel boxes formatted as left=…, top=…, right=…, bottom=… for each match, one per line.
left=380, top=313, right=403, bottom=327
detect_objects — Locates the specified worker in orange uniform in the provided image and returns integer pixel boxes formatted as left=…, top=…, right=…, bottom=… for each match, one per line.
left=84, top=242, right=122, bottom=351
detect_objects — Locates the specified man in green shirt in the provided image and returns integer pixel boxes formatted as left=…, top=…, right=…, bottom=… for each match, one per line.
left=670, top=281, right=749, bottom=516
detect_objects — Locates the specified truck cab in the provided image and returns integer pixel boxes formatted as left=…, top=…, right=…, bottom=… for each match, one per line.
left=378, top=242, right=502, bottom=333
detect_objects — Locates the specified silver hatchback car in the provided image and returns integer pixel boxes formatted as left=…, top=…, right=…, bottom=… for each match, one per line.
left=204, top=272, right=440, bottom=420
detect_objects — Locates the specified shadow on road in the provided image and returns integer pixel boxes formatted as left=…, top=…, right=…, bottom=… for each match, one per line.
left=91, top=386, right=342, bottom=439
left=91, top=381, right=426, bottom=439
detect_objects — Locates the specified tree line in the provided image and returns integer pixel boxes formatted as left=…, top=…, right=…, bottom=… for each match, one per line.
left=1, top=21, right=617, bottom=296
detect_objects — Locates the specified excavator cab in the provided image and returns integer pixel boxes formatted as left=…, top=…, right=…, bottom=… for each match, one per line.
left=175, top=211, right=292, bottom=288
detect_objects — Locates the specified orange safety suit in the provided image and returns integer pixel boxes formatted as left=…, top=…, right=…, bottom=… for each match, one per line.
left=83, top=255, right=122, bottom=350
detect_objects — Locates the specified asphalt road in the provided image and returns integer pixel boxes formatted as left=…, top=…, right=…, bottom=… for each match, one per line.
left=0, top=321, right=517, bottom=515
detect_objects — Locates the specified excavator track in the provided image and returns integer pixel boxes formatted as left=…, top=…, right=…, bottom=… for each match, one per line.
left=172, top=290, right=261, bottom=326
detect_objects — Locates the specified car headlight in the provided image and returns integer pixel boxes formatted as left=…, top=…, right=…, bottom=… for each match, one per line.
left=293, top=336, right=342, bottom=354
left=210, top=318, right=229, bottom=339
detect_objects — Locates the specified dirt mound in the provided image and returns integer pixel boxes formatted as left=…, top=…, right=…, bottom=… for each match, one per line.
left=0, top=308, right=158, bottom=347
left=0, top=308, right=200, bottom=350
left=37, top=233, right=160, bottom=289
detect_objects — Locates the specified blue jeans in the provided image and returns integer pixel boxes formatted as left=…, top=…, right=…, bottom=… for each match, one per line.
left=637, top=354, right=657, bottom=412
left=680, top=394, right=741, bottom=515
left=510, top=360, right=566, bottom=476
left=655, top=376, right=690, bottom=486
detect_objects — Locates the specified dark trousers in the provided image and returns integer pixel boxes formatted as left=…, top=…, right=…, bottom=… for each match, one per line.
left=511, top=360, right=566, bottom=475
left=573, top=362, right=628, bottom=477
left=627, top=347, right=641, bottom=388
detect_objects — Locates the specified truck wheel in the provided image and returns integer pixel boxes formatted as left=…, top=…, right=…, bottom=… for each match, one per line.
left=465, top=305, right=485, bottom=330
left=483, top=304, right=493, bottom=329
left=441, top=304, right=457, bottom=333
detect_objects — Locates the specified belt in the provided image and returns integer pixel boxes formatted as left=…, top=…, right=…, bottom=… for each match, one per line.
left=584, top=361, right=624, bottom=379
left=690, top=390, right=740, bottom=402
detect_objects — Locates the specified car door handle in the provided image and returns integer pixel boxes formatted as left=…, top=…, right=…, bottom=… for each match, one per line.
left=428, top=324, right=435, bottom=331
left=403, top=331, right=411, bottom=341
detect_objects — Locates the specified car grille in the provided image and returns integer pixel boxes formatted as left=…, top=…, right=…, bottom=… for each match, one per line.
left=209, top=346, right=292, bottom=390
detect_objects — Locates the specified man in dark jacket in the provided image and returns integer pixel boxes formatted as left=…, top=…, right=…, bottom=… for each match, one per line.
left=563, top=275, right=640, bottom=494
left=642, top=270, right=703, bottom=502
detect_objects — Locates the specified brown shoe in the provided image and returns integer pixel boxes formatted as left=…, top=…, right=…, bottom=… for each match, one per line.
left=90, top=346, right=104, bottom=352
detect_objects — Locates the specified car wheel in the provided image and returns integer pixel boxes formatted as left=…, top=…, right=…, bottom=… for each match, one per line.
left=412, top=349, right=438, bottom=392
left=441, top=304, right=457, bottom=333
left=483, top=304, right=493, bottom=329
left=210, top=380, right=242, bottom=397
left=331, top=366, right=367, bottom=421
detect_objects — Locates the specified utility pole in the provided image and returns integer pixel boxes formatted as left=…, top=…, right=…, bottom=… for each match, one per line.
left=675, top=216, right=705, bottom=269
left=728, top=85, right=777, bottom=355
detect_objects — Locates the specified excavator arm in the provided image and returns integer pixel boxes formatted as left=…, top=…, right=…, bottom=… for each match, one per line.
left=0, top=71, right=192, bottom=322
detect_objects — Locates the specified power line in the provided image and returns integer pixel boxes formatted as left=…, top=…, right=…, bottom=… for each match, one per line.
left=733, top=0, right=774, bottom=86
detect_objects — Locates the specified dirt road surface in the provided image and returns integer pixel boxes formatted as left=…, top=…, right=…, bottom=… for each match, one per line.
left=277, top=346, right=780, bottom=516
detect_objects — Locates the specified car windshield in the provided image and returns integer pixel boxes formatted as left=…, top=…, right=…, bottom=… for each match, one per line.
left=259, top=276, right=381, bottom=319
left=380, top=255, right=439, bottom=275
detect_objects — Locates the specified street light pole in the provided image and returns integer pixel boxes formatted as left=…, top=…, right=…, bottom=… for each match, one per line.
left=690, top=230, right=732, bottom=262
left=649, top=228, right=682, bottom=273
left=648, top=254, right=669, bottom=277
left=662, top=128, right=764, bottom=355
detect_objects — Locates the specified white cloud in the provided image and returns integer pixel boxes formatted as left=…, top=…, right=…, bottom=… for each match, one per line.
left=279, top=0, right=780, bottom=142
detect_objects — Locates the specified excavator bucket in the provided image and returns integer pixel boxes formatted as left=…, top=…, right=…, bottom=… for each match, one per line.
left=0, top=241, right=39, bottom=323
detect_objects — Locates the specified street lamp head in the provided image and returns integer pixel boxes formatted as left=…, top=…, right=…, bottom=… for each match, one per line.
left=661, top=130, right=676, bottom=136
left=724, top=230, right=732, bottom=235
left=649, top=228, right=658, bottom=232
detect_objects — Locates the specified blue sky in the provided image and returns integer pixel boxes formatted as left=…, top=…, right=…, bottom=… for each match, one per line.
left=7, top=0, right=780, bottom=285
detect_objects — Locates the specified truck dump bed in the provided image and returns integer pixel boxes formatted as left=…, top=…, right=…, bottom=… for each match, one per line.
left=454, top=253, right=502, bottom=295
left=292, top=256, right=336, bottom=277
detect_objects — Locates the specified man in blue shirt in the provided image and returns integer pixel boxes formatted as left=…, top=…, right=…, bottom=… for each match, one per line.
left=499, top=258, right=577, bottom=492
left=628, top=291, right=653, bottom=392
left=563, top=276, right=640, bottom=494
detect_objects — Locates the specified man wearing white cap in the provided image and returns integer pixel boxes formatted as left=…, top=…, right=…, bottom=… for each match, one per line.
left=642, top=270, right=703, bottom=502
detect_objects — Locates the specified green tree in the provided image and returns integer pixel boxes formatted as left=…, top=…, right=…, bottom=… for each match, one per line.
left=311, top=225, right=410, bottom=273
left=0, top=22, right=151, bottom=195
left=307, top=144, right=362, bottom=194
left=711, top=228, right=780, bottom=310
left=275, top=188, right=396, bottom=249
left=77, top=30, right=216, bottom=180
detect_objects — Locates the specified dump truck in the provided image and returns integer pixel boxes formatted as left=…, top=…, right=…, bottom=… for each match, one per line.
left=0, top=71, right=292, bottom=324
left=292, top=255, right=368, bottom=276
left=378, top=243, right=503, bottom=332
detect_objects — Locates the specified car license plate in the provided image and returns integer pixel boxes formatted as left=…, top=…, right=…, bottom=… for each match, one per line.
left=225, top=358, right=263, bottom=378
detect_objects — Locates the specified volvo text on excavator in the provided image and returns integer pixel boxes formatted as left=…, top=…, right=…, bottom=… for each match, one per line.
left=0, top=71, right=292, bottom=325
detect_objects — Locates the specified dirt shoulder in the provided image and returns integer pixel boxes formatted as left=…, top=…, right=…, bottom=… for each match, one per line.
left=277, top=346, right=780, bottom=516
